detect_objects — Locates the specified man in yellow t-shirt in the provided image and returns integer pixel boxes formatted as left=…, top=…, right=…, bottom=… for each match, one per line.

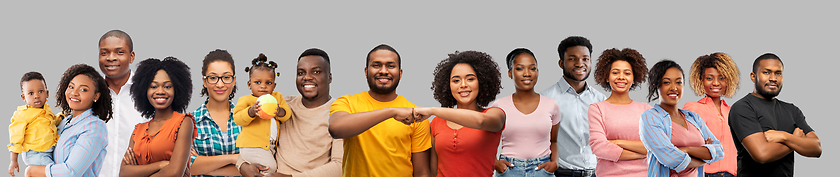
left=329, top=44, right=431, bottom=177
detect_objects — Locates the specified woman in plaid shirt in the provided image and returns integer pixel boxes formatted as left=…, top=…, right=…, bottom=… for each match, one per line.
left=189, top=49, right=244, bottom=176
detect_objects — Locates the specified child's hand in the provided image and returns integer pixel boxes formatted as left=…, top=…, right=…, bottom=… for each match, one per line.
left=249, top=100, right=262, bottom=118
left=8, top=160, right=18, bottom=177
left=274, top=107, right=286, bottom=119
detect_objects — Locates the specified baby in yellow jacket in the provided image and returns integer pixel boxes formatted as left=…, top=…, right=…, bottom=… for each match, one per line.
left=9, top=72, right=60, bottom=176
left=233, top=54, right=291, bottom=175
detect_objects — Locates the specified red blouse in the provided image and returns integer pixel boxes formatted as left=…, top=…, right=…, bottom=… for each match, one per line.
left=430, top=107, right=504, bottom=177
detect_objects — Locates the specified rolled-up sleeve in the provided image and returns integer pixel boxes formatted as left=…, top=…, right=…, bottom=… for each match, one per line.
left=640, top=110, right=691, bottom=172
left=691, top=112, right=724, bottom=164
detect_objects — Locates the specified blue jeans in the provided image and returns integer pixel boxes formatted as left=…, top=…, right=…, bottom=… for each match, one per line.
left=705, top=171, right=735, bottom=177
left=23, top=146, right=54, bottom=166
left=495, top=155, right=555, bottom=177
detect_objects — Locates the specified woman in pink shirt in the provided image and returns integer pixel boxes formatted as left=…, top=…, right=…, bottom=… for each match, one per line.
left=413, top=50, right=506, bottom=177
left=681, top=53, right=740, bottom=177
left=588, top=48, right=651, bottom=177
left=492, top=48, right=561, bottom=177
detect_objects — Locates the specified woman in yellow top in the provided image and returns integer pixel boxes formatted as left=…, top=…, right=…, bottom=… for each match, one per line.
left=232, top=53, right=291, bottom=175
left=9, top=72, right=60, bottom=176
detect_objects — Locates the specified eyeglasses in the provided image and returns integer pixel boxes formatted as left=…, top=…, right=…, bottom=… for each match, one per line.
left=203, top=75, right=235, bottom=84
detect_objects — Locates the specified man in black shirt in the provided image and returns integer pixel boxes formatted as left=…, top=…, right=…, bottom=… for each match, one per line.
left=728, top=53, right=822, bottom=177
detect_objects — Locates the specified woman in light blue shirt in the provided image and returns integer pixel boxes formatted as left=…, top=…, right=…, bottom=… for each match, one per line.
left=26, top=64, right=112, bottom=177
left=639, top=60, right=723, bottom=177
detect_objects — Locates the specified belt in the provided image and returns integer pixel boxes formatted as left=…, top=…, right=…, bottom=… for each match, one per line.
left=554, top=168, right=594, bottom=177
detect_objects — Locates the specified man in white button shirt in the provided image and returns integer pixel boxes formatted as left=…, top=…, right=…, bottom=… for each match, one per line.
left=541, top=36, right=605, bottom=177
left=97, top=30, right=147, bottom=177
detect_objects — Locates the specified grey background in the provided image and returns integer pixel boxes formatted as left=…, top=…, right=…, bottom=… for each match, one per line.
left=2, top=1, right=835, bottom=176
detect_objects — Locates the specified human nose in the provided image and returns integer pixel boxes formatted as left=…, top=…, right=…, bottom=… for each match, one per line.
left=67, top=88, right=78, bottom=97
left=712, top=78, right=720, bottom=86
left=303, top=72, right=314, bottom=81
left=106, top=52, right=117, bottom=61
left=154, top=86, right=166, bottom=95
left=377, top=67, right=389, bottom=75
left=215, top=78, right=225, bottom=87
left=573, top=59, right=585, bottom=68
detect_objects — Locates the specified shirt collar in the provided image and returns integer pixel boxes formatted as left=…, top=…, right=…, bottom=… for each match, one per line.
left=194, top=100, right=235, bottom=122
left=65, top=108, right=94, bottom=127
left=557, top=78, right=594, bottom=95
left=652, top=103, right=689, bottom=116
left=696, top=96, right=729, bottom=107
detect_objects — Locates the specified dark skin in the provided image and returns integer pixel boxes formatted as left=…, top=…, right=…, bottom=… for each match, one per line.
left=119, top=71, right=193, bottom=177
left=414, top=63, right=505, bottom=176
left=657, top=67, right=712, bottom=169
left=740, top=59, right=821, bottom=164
left=702, top=67, right=728, bottom=115
left=327, top=49, right=430, bottom=177
left=559, top=45, right=592, bottom=93
left=99, top=37, right=135, bottom=94
left=239, top=55, right=334, bottom=177
left=25, top=75, right=102, bottom=177
left=602, top=60, right=647, bottom=160
left=494, top=54, right=559, bottom=173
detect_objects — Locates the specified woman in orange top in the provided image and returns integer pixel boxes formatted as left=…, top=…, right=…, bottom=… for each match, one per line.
left=120, top=57, right=197, bottom=177
left=682, top=52, right=740, bottom=177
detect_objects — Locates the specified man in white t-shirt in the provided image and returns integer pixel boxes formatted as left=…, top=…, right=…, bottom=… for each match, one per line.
left=97, top=29, right=147, bottom=177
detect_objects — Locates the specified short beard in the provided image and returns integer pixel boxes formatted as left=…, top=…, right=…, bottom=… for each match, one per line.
left=563, top=68, right=590, bottom=82
left=367, top=76, right=399, bottom=95
left=754, top=81, right=782, bottom=99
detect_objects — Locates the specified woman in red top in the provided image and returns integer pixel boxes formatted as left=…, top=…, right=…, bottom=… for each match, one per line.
left=120, top=57, right=196, bottom=177
left=682, top=52, right=740, bottom=177
left=414, top=51, right=505, bottom=177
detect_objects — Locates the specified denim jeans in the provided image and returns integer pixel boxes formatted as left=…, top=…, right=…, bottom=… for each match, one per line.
left=705, top=171, right=736, bottom=177
left=23, top=146, right=55, bottom=166
left=494, top=155, right=555, bottom=177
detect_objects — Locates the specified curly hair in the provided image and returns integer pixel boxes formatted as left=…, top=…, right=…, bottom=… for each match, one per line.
left=200, top=49, right=237, bottom=100
left=593, top=48, right=649, bottom=91
left=20, top=71, right=46, bottom=90
left=689, top=52, right=740, bottom=97
left=244, top=53, right=279, bottom=77
left=505, top=48, right=537, bottom=70
left=647, top=59, right=684, bottom=102
left=131, top=57, right=193, bottom=118
left=557, top=36, right=593, bottom=60
left=431, top=51, right=502, bottom=108
left=55, top=64, right=113, bottom=122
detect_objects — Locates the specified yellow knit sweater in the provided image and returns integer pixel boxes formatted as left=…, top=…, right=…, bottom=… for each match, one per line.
left=233, top=92, right=291, bottom=150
